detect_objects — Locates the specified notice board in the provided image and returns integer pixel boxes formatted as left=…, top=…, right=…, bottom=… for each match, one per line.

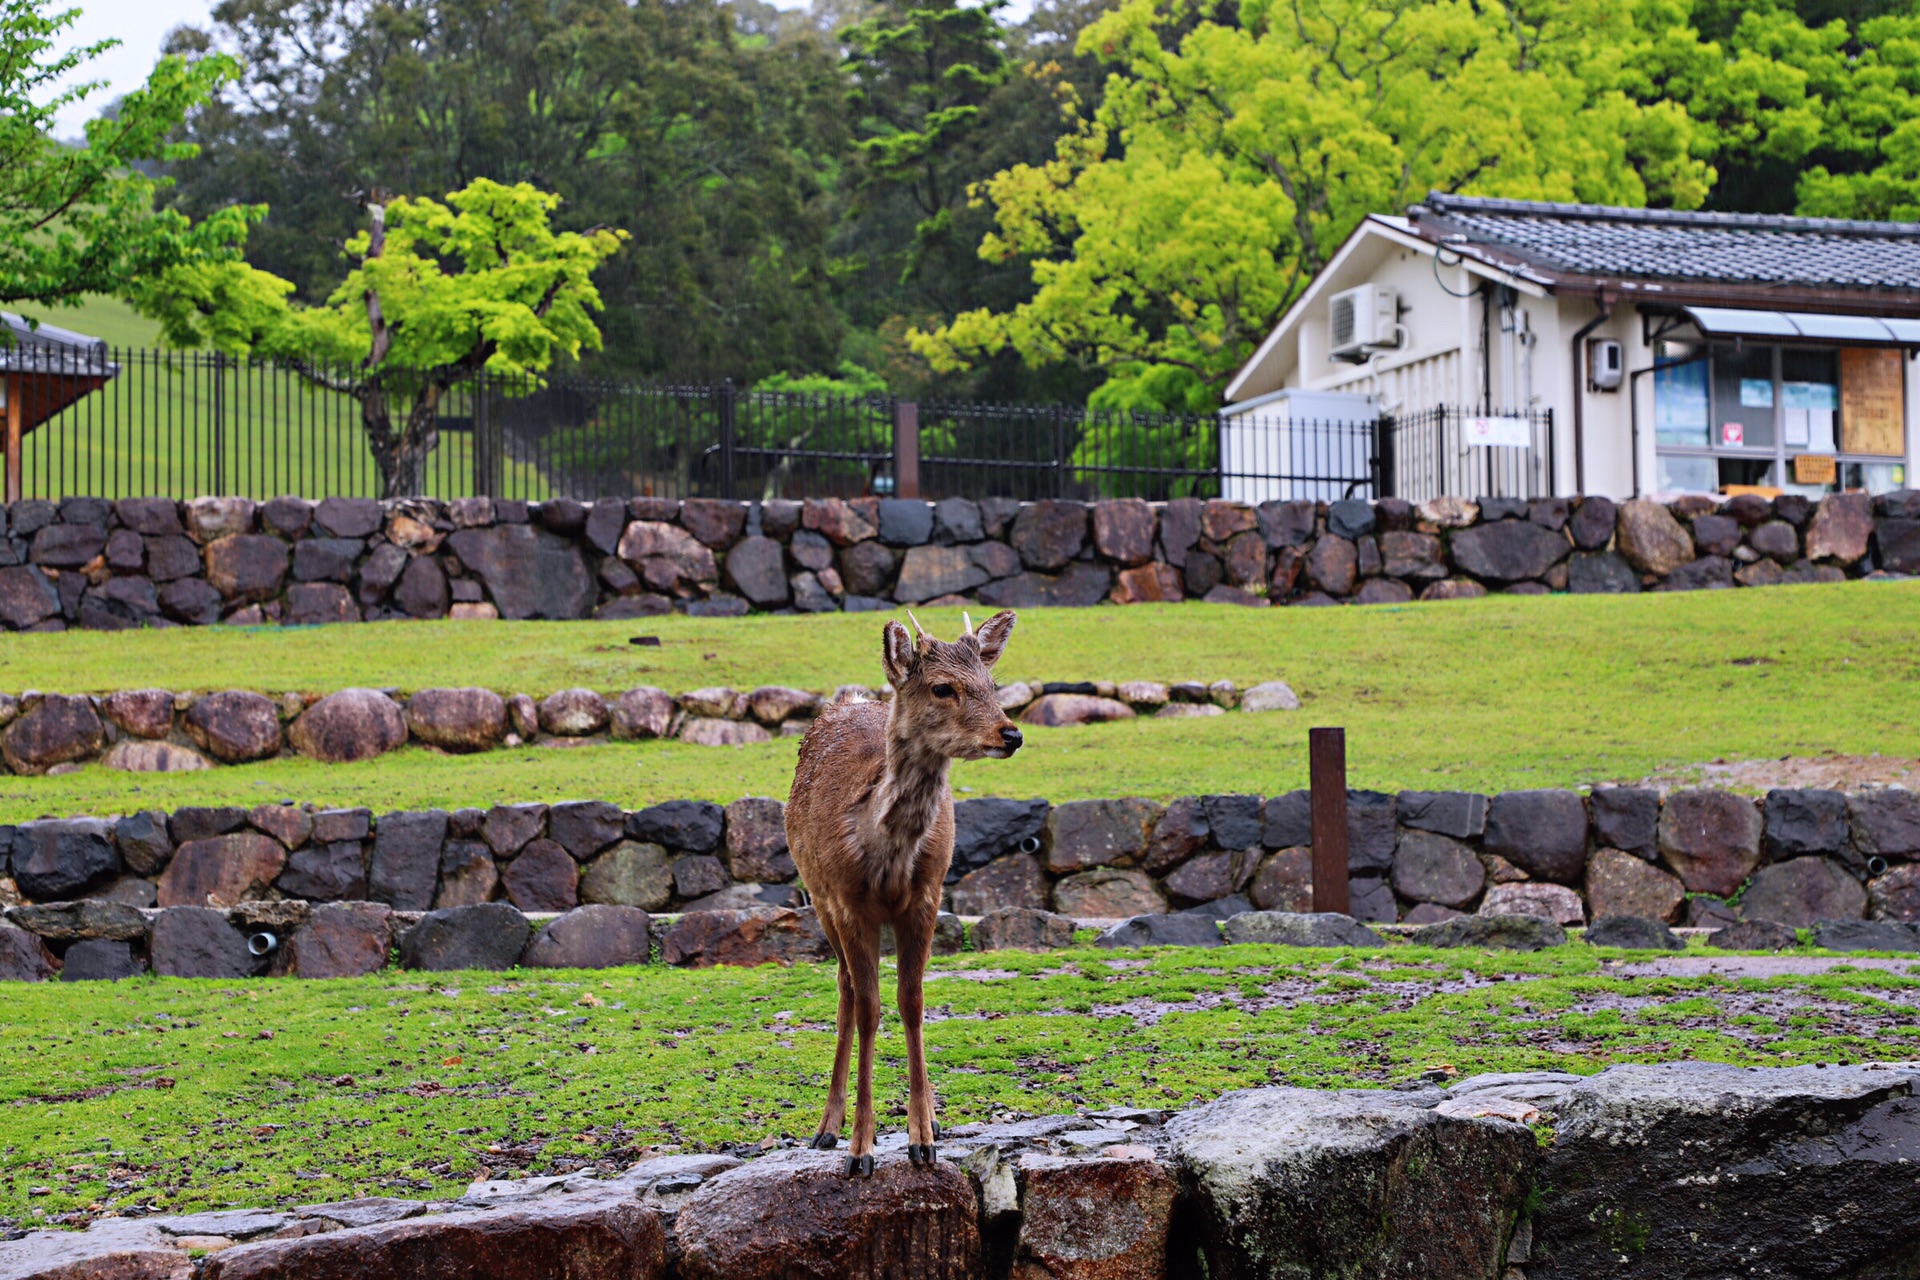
left=1840, top=347, right=1905, bottom=456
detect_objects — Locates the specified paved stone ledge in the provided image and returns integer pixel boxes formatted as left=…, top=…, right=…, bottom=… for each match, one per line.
left=0, top=489, right=1911, bottom=635
left=0, top=677, right=1301, bottom=776
left=3, top=784, right=1914, bottom=961
left=4, top=1061, right=1916, bottom=1279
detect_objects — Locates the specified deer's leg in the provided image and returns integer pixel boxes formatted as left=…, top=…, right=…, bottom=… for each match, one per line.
left=892, top=904, right=940, bottom=1166
left=810, top=912, right=854, bottom=1150
left=843, top=918, right=883, bottom=1178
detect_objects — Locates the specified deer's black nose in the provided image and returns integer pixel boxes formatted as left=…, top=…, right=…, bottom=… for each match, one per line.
left=1000, top=726, right=1024, bottom=750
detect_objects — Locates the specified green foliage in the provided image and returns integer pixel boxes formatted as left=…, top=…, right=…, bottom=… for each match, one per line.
left=0, top=0, right=246, bottom=317
left=1, top=580, right=1914, bottom=820
left=2, top=947, right=1910, bottom=1223
left=753, top=360, right=891, bottom=397
left=129, top=180, right=626, bottom=497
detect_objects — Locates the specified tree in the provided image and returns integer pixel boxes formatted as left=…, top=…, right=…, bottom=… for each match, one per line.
left=911, top=0, right=1747, bottom=407
left=130, top=179, right=626, bottom=496
left=0, top=0, right=244, bottom=320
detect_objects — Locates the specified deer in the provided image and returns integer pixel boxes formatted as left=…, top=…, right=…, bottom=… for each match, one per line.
left=785, top=608, right=1022, bottom=1177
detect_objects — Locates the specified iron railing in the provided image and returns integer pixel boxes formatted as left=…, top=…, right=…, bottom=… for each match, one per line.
left=1383, top=406, right=1556, bottom=503
left=1, top=347, right=1554, bottom=504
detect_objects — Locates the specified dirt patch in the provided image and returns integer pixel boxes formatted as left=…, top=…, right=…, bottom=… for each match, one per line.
left=1636, top=754, right=1920, bottom=794
left=1612, top=956, right=1920, bottom=979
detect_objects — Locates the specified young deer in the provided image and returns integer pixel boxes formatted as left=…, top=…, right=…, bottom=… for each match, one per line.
left=785, top=609, right=1022, bottom=1176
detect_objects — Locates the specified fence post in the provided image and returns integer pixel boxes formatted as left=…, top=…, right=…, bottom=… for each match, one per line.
left=210, top=351, right=228, bottom=495
left=3, top=374, right=19, bottom=504
left=1052, top=405, right=1066, bottom=498
left=1374, top=413, right=1395, bottom=499
left=1544, top=408, right=1556, bottom=500
left=1436, top=407, right=1448, bottom=501
left=1309, top=727, right=1351, bottom=915
left=718, top=380, right=737, bottom=501
left=892, top=400, right=921, bottom=499
left=471, top=367, right=490, bottom=498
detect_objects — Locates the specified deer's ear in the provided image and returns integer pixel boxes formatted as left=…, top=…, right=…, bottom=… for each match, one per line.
left=973, top=610, right=1016, bottom=668
left=881, top=619, right=917, bottom=688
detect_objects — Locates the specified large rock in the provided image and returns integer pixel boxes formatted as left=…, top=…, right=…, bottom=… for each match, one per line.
left=973, top=907, right=1076, bottom=951
left=1849, top=789, right=1920, bottom=857
left=0, top=1218, right=193, bottom=1276
left=102, top=688, right=177, bottom=739
left=1479, top=881, right=1585, bottom=925
left=611, top=687, right=676, bottom=740
left=1871, top=863, right=1920, bottom=922
left=1091, top=499, right=1155, bottom=565
left=1483, top=789, right=1588, bottom=883
left=203, top=534, right=290, bottom=601
left=289, top=688, right=408, bottom=763
left=1221, top=911, right=1384, bottom=947
left=1305, top=535, right=1358, bottom=595
left=116, top=810, right=174, bottom=875
left=1165, top=849, right=1261, bottom=905
left=0, top=922, right=56, bottom=981
left=1803, top=491, right=1872, bottom=561
left=1615, top=500, right=1695, bottom=575
left=1448, top=520, right=1569, bottom=582
left=368, top=810, right=450, bottom=911
left=521, top=904, right=652, bottom=969
left=151, top=906, right=254, bottom=978
left=875, top=498, right=932, bottom=546
left=1410, top=913, right=1569, bottom=949
left=1170, top=1086, right=1534, bottom=1280
left=660, top=906, right=833, bottom=967
left=156, top=832, right=287, bottom=908
left=1248, top=848, right=1313, bottom=913
left=435, top=839, right=498, bottom=907
left=949, top=854, right=1048, bottom=915
left=539, top=688, right=610, bottom=736
left=979, top=562, right=1113, bottom=609
left=725, top=536, right=789, bottom=607
left=28, top=522, right=106, bottom=567
left=273, top=902, right=393, bottom=978
left=185, top=690, right=284, bottom=762
left=1565, top=549, right=1639, bottom=594
left=61, top=938, right=144, bottom=981
left=675, top=1149, right=979, bottom=1280
left=1396, top=791, right=1487, bottom=840
left=1589, top=787, right=1658, bottom=858
left=2, top=693, right=104, bottom=773
left=1045, top=799, right=1163, bottom=874
left=1096, top=913, right=1223, bottom=948
left=1657, top=788, right=1762, bottom=897
left=1391, top=831, right=1485, bottom=907
left=951, top=798, right=1049, bottom=878
left=627, top=800, right=724, bottom=853
left=1584, top=915, right=1683, bottom=950
left=1052, top=868, right=1166, bottom=918
left=1739, top=856, right=1867, bottom=927
left=1531, top=1062, right=1920, bottom=1280
left=405, top=687, right=508, bottom=752
left=276, top=842, right=368, bottom=902
left=1815, top=919, right=1920, bottom=951
left=549, top=800, right=626, bottom=860
left=1022, top=694, right=1135, bottom=727
left=201, top=1191, right=665, bottom=1280
left=1584, top=847, right=1685, bottom=923
left=1010, top=500, right=1088, bottom=571
left=8, top=899, right=147, bottom=941
left=0, top=564, right=62, bottom=628
left=580, top=841, right=673, bottom=910
left=11, top=818, right=119, bottom=900
left=1879, top=516, right=1920, bottom=573
left=501, top=839, right=579, bottom=912
left=893, top=545, right=988, bottom=603
left=1011, top=1150, right=1174, bottom=1280
left=447, top=525, right=596, bottom=618
left=399, top=903, right=531, bottom=971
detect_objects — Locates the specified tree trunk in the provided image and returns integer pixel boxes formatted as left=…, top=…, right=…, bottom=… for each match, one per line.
left=360, top=379, right=444, bottom=499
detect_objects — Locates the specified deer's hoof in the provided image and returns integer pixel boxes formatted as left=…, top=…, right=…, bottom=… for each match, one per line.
left=843, top=1154, right=876, bottom=1178
left=907, top=1143, right=938, bottom=1167
left=808, top=1132, right=838, bottom=1150
left=933, top=1121, right=943, bottom=1139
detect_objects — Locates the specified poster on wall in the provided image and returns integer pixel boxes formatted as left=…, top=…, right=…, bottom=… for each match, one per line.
left=1462, top=416, right=1532, bottom=448
left=1839, top=347, right=1904, bottom=456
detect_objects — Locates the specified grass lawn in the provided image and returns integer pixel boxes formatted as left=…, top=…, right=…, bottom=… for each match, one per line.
left=2, top=943, right=1915, bottom=1228
left=2, top=583, right=1916, bottom=820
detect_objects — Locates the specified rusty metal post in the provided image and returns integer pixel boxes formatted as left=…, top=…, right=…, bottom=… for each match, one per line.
left=1309, top=727, right=1350, bottom=914
left=3, top=374, right=21, bottom=504
left=892, top=400, right=920, bottom=498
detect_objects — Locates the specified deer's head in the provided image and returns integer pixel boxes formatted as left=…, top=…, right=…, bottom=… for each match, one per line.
left=881, top=610, right=1022, bottom=761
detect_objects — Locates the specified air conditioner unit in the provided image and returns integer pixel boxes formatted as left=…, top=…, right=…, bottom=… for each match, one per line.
left=1329, top=285, right=1399, bottom=363
left=1587, top=337, right=1623, bottom=391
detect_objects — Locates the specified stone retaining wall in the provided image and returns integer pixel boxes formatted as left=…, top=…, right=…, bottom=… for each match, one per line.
left=0, top=678, right=1300, bottom=775
left=5, top=1061, right=1918, bottom=1279
left=2, top=786, right=1913, bottom=959
left=0, top=487, right=1913, bottom=632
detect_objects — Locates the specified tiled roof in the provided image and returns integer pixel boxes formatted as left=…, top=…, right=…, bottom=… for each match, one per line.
left=0, top=313, right=114, bottom=375
left=1408, top=194, right=1920, bottom=291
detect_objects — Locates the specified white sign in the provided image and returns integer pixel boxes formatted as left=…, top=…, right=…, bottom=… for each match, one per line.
left=1462, top=416, right=1532, bottom=449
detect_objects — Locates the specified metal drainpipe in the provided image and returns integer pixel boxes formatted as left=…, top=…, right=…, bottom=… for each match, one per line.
left=1569, top=293, right=1614, bottom=495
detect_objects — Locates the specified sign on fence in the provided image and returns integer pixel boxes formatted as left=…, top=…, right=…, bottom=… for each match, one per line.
left=1461, top=416, right=1532, bottom=448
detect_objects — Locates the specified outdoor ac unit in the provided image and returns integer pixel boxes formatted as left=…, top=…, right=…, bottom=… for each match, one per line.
left=1587, top=337, right=1623, bottom=391
left=1329, top=285, right=1399, bottom=363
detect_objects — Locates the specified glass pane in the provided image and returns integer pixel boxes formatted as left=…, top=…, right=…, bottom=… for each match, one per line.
left=1710, top=345, right=1774, bottom=448
left=1657, top=453, right=1717, bottom=494
left=1781, top=348, right=1839, bottom=454
left=1846, top=461, right=1907, bottom=495
left=1718, top=457, right=1775, bottom=488
left=1655, top=359, right=1709, bottom=446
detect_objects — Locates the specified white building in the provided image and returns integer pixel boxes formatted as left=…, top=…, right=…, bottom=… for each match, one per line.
left=1222, top=194, right=1920, bottom=502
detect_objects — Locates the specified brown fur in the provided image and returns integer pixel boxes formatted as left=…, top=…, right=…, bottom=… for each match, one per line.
left=785, top=610, right=1020, bottom=1173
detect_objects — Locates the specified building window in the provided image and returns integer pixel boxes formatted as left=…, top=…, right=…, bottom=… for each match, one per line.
left=1654, top=339, right=1908, bottom=496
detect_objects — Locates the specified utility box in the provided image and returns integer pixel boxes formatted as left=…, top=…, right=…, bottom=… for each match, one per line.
left=1219, top=389, right=1381, bottom=504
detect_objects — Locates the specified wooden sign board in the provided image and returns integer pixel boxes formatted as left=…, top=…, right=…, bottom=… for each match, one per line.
left=1794, top=454, right=1838, bottom=485
left=1840, top=347, right=1905, bottom=457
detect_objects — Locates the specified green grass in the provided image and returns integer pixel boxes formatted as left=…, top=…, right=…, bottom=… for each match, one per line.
left=2, top=583, right=1916, bottom=820
left=3, top=944, right=1914, bottom=1227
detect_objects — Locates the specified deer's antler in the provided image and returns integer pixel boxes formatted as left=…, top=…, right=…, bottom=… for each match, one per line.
left=906, top=610, right=932, bottom=645
left=962, top=611, right=974, bottom=637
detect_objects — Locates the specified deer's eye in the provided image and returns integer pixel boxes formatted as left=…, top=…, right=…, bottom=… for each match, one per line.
left=932, top=683, right=956, bottom=699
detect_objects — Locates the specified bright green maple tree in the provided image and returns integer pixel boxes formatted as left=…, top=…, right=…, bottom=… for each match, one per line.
left=910, top=0, right=1793, bottom=408
left=129, top=180, right=627, bottom=497
left=0, top=0, right=246, bottom=319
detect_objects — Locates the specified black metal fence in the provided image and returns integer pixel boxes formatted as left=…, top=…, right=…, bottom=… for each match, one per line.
left=3, top=346, right=1550, bottom=504
left=1383, top=406, right=1556, bottom=503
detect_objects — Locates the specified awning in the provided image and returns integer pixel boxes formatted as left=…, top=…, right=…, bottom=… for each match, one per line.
left=1683, top=306, right=1920, bottom=345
